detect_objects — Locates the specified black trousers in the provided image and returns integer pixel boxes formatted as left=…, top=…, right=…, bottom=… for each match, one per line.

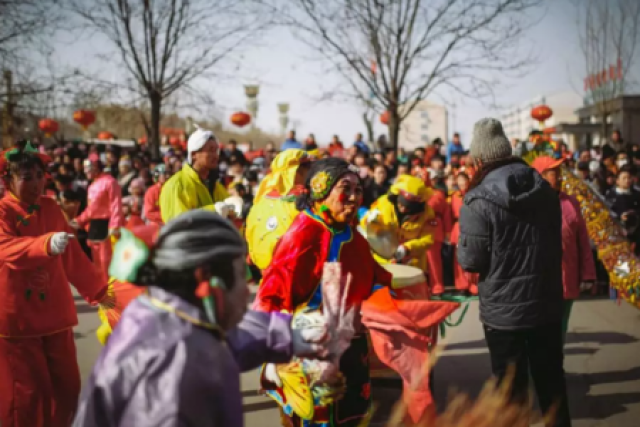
left=483, top=322, right=572, bottom=427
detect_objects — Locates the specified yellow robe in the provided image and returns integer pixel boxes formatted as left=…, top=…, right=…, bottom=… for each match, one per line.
left=159, top=164, right=229, bottom=223
left=361, top=175, right=435, bottom=271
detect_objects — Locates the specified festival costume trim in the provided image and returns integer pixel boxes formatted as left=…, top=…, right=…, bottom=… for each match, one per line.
left=0, top=193, right=108, bottom=427
left=159, top=163, right=229, bottom=223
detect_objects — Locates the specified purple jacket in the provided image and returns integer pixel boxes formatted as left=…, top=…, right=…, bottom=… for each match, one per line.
left=73, top=287, right=293, bottom=427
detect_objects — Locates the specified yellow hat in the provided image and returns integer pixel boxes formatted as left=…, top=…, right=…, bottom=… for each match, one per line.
left=253, top=149, right=310, bottom=203
left=389, top=174, right=432, bottom=202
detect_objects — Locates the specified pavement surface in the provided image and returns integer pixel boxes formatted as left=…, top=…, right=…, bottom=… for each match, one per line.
left=74, top=293, right=640, bottom=426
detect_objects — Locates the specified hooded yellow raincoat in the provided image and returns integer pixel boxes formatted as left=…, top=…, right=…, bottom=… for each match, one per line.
left=362, top=175, right=435, bottom=271
left=246, top=150, right=310, bottom=270
left=159, top=163, right=229, bottom=223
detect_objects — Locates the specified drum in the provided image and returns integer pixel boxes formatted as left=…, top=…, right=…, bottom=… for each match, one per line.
left=358, top=223, right=399, bottom=260
left=382, top=264, right=428, bottom=300
left=369, top=264, right=433, bottom=377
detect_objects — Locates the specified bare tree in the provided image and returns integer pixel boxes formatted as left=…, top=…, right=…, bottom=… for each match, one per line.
left=576, top=0, right=640, bottom=141
left=0, top=0, right=62, bottom=64
left=68, top=0, right=270, bottom=157
left=274, top=0, right=542, bottom=152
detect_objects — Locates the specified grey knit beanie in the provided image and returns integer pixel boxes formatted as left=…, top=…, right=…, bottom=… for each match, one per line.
left=469, top=118, right=512, bottom=162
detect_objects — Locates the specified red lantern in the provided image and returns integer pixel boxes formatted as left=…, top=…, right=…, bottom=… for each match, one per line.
left=38, top=118, right=59, bottom=137
left=97, top=131, right=115, bottom=140
left=73, top=110, right=96, bottom=130
left=530, top=105, right=553, bottom=126
left=138, top=136, right=148, bottom=144
left=380, top=111, right=390, bottom=125
left=169, top=136, right=180, bottom=146
left=230, top=112, right=251, bottom=128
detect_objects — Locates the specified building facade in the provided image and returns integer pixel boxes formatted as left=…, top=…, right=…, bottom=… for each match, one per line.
left=398, top=100, right=448, bottom=151
left=572, top=95, right=640, bottom=147
left=500, top=91, right=583, bottom=149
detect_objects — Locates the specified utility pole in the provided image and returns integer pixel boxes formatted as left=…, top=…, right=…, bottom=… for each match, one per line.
left=2, top=70, right=14, bottom=148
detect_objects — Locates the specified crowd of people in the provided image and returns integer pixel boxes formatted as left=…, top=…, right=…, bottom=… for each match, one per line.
left=0, top=118, right=637, bottom=427
left=13, top=126, right=637, bottom=295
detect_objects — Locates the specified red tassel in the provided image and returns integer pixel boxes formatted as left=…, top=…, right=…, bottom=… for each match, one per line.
left=195, top=281, right=211, bottom=299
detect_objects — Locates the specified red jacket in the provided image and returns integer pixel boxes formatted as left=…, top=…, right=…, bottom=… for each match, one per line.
left=426, top=190, right=453, bottom=243
left=143, top=182, right=163, bottom=225
left=450, top=191, right=464, bottom=245
left=560, top=193, right=596, bottom=299
left=253, top=209, right=391, bottom=314
left=0, top=194, right=106, bottom=337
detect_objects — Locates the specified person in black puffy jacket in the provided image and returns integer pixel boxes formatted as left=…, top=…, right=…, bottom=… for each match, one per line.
left=457, top=118, right=571, bottom=427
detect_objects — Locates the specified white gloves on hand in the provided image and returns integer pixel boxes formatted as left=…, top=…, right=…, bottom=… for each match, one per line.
left=263, top=363, right=282, bottom=387
left=394, top=245, right=407, bottom=261
left=50, top=232, right=74, bottom=255
left=214, top=202, right=232, bottom=218
left=366, top=209, right=380, bottom=224
left=580, top=282, right=593, bottom=292
left=292, top=323, right=330, bottom=358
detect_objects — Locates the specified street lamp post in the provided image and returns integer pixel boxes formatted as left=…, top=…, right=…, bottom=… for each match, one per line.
left=244, top=85, right=260, bottom=130
left=277, top=103, right=290, bottom=136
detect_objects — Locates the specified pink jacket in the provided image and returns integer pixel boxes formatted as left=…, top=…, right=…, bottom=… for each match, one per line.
left=77, top=173, right=124, bottom=230
left=560, top=193, right=596, bottom=299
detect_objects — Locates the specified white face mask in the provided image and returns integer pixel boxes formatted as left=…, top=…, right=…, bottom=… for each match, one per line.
left=617, top=159, right=628, bottom=169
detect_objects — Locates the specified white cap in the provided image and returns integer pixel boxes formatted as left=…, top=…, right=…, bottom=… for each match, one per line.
left=187, top=128, right=215, bottom=164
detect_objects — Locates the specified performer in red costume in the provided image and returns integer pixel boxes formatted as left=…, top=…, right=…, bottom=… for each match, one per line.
left=0, top=142, right=109, bottom=427
left=254, top=158, right=392, bottom=426
left=426, top=182, right=453, bottom=295
left=72, top=155, right=124, bottom=282
left=143, top=164, right=170, bottom=226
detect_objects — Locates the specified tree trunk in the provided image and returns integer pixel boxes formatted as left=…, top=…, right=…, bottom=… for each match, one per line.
left=149, top=91, right=162, bottom=159
left=388, top=107, right=401, bottom=154
left=362, top=112, right=374, bottom=146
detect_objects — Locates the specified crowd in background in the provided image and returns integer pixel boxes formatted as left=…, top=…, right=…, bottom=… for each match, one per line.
left=4, top=127, right=639, bottom=292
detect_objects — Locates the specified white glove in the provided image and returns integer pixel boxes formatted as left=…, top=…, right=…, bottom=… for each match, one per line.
left=50, top=232, right=74, bottom=255
left=580, top=282, right=593, bottom=292
left=263, top=363, right=282, bottom=387
left=394, top=245, right=407, bottom=261
left=366, top=209, right=380, bottom=224
left=292, top=324, right=329, bottom=358
left=214, top=202, right=232, bottom=218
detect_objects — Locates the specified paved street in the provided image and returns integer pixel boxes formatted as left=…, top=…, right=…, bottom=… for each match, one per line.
left=74, top=294, right=640, bottom=426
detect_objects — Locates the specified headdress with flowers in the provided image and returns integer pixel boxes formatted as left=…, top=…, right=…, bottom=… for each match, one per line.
left=0, top=141, right=52, bottom=178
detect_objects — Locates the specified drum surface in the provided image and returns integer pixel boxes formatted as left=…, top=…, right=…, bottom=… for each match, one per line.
left=382, top=264, right=425, bottom=289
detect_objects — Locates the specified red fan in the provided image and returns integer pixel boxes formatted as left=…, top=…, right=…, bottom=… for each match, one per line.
left=101, top=279, right=145, bottom=329
left=100, top=223, right=160, bottom=328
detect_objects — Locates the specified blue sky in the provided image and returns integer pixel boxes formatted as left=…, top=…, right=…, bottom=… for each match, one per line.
left=51, top=0, right=616, bottom=148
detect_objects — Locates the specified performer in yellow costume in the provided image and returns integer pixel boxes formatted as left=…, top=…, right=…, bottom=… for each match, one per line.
left=362, top=175, right=435, bottom=271
left=245, top=149, right=312, bottom=270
